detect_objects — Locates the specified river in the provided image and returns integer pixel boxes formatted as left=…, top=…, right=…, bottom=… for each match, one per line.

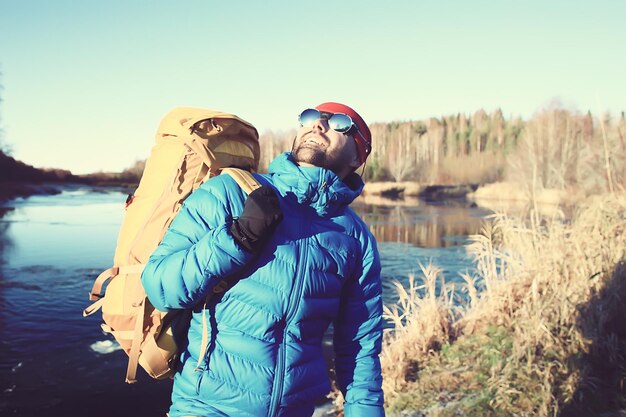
left=0, top=188, right=492, bottom=417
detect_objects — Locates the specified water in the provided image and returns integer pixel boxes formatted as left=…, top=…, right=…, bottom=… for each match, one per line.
left=0, top=189, right=492, bottom=417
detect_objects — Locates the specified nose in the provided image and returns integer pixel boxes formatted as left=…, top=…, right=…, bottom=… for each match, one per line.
left=310, top=117, right=329, bottom=133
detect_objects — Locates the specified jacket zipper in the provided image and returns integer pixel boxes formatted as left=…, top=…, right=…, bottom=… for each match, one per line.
left=195, top=360, right=205, bottom=394
left=194, top=294, right=215, bottom=394
left=268, top=320, right=286, bottom=416
left=268, top=227, right=310, bottom=416
left=194, top=316, right=209, bottom=394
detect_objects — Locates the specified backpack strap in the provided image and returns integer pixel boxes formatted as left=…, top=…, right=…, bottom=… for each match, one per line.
left=194, top=167, right=262, bottom=371
left=221, top=167, right=262, bottom=194
left=184, top=136, right=218, bottom=169
left=126, top=297, right=148, bottom=384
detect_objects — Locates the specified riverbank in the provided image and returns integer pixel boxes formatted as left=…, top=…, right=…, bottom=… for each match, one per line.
left=363, top=181, right=478, bottom=200
left=0, top=181, right=66, bottom=201
left=359, top=192, right=626, bottom=417
left=0, top=150, right=140, bottom=202
left=2, top=178, right=580, bottom=218
left=362, top=180, right=585, bottom=216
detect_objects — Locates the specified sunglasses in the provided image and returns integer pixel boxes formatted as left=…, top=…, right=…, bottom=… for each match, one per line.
left=298, top=108, right=358, bottom=134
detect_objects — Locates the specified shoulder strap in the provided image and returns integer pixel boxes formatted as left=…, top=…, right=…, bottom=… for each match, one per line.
left=194, top=167, right=262, bottom=372
left=220, top=167, right=262, bottom=194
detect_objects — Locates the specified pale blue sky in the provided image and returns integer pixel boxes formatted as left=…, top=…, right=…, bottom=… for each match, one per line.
left=1, top=0, right=624, bottom=174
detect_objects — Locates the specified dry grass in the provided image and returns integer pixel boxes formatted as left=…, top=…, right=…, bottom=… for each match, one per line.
left=333, top=192, right=626, bottom=417
left=380, top=263, right=458, bottom=397
left=439, top=151, right=506, bottom=185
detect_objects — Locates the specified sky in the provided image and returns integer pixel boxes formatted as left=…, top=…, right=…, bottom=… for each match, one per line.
left=0, top=0, right=624, bottom=174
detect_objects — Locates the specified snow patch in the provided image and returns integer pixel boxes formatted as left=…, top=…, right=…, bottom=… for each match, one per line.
left=90, top=340, right=122, bottom=354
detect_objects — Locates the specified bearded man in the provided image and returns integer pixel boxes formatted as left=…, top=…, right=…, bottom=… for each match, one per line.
left=142, top=102, right=385, bottom=417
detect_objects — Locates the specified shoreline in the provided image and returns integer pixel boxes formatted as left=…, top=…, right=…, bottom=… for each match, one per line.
left=363, top=180, right=581, bottom=208
left=1, top=179, right=578, bottom=212
left=0, top=180, right=136, bottom=204
left=363, top=181, right=478, bottom=200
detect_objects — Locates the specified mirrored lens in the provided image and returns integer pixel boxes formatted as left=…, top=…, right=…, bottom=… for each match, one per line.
left=328, top=113, right=353, bottom=133
left=298, top=109, right=354, bottom=133
left=298, top=109, right=321, bottom=127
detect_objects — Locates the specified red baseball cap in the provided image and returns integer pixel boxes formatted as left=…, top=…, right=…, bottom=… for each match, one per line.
left=315, top=102, right=372, bottom=165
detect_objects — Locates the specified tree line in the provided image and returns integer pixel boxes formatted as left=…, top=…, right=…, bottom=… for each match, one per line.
left=258, top=107, right=626, bottom=194
left=1, top=107, right=624, bottom=196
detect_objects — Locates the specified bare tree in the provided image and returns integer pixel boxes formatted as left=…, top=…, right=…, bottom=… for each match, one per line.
left=386, top=123, right=414, bottom=182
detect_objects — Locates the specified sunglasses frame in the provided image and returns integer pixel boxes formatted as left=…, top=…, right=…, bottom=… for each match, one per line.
left=298, top=108, right=356, bottom=134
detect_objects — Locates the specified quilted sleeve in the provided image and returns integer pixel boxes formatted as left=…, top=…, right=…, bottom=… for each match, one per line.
left=333, top=229, right=385, bottom=417
left=141, top=181, right=254, bottom=311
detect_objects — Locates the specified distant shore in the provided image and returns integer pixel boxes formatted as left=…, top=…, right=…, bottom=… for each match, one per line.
left=2, top=178, right=577, bottom=211
left=0, top=150, right=140, bottom=203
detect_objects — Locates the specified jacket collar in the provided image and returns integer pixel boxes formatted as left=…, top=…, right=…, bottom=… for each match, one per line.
left=268, top=152, right=364, bottom=217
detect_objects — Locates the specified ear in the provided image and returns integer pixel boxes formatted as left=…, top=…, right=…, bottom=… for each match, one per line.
left=348, top=140, right=362, bottom=169
left=348, top=152, right=361, bottom=170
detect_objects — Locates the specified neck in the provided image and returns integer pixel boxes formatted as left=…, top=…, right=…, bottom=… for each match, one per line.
left=295, top=161, right=352, bottom=180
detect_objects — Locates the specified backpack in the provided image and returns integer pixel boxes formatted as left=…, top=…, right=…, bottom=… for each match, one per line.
left=83, top=107, right=262, bottom=383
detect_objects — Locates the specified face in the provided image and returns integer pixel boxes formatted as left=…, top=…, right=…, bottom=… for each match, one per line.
left=291, top=116, right=360, bottom=179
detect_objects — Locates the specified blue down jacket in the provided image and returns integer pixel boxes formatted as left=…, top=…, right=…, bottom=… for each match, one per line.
left=142, top=152, right=384, bottom=417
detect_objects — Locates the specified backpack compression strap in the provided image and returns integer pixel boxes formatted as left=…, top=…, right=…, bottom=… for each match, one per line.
left=82, top=264, right=146, bottom=317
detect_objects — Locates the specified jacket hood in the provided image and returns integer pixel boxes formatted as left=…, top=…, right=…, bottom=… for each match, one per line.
left=268, top=152, right=364, bottom=217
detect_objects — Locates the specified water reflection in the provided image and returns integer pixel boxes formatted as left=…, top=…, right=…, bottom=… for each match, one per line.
left=350, top=197, right=493, bottom=309
left=353, top=197, right=492, bottom=248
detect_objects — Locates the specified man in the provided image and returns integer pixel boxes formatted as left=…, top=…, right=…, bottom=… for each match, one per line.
left=141, top=102, right=384, bottom=417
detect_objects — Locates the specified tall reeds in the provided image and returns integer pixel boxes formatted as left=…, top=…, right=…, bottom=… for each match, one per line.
left=379, top=193, right=626, bottom=416
left=380, top=263, right=458, bottom=397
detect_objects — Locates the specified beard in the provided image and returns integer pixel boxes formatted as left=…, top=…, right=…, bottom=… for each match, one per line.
left=291, top=141, right=328, bottom=167
left=291, top=133, right=331, bottom=167
left=290, top=133, right=355, bottom=178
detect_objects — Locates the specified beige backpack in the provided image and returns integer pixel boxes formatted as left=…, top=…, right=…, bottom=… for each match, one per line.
left=83, top=107, right=262, bottom=383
